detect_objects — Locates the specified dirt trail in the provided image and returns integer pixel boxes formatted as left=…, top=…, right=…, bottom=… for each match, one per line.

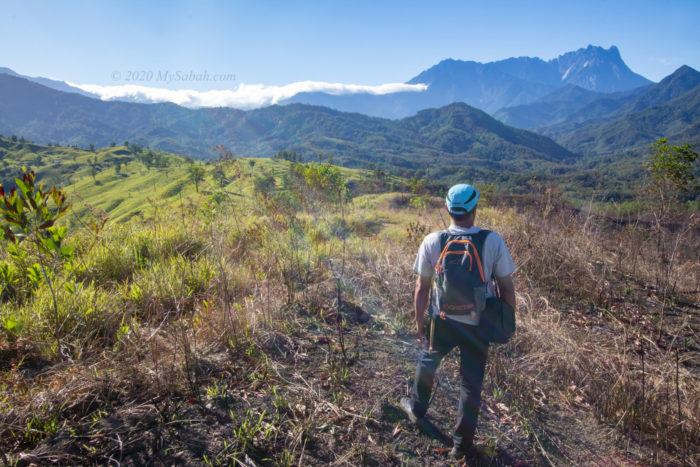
left=25, top=304, right=652, bottom=466
left=350, top=317, right=646, bottom=466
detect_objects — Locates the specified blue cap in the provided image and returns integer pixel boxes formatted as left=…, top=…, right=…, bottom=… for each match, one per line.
left=446, top=184, right=479, bottom=214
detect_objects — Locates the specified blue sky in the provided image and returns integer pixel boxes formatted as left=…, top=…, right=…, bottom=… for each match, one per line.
left=1, top=0, right=698, bottom=90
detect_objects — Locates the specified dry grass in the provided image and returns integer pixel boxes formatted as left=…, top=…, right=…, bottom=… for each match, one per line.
left=488, top=198, right=699, bottom=465
left=1, top=176, right=698, bottom=465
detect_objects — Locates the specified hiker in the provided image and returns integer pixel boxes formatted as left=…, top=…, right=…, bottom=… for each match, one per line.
left=400, top=183, right=516, bottom=460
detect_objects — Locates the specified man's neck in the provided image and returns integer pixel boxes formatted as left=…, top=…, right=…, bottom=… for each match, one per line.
left=451, top=221, right=475, bottom=229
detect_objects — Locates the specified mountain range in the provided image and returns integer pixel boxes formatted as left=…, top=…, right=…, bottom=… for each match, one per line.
left=3, top=45, right=651, bottom=120
left=283, top=45, right=651, bottom=118
left=0, top=73, right=573, bottom=180
left=540, top=67, right=700, bottom=157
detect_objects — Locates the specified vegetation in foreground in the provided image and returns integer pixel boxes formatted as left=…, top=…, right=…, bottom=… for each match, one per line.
left=0, top=141, right=698, bottom=465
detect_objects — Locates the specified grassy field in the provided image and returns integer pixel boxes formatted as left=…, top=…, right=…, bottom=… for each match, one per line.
left=0, top=141, right=698, bottom=465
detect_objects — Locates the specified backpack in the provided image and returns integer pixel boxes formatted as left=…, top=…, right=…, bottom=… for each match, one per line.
left=434, top=230, right=490, bottom=320
left=480, top=297, right=516, bottom=343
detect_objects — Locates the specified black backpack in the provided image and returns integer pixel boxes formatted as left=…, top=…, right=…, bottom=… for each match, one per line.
left=434, top=230, right=490, bottom=320
left=480, top=296, right=516, bottom=343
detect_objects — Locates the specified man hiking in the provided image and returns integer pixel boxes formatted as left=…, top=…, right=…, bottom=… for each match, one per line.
left=400, top=183, right=516, bottom=460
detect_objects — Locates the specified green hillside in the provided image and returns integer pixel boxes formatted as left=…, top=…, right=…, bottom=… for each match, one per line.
left=0, top=137, right=407, bottom=224
left=0, top=137, right=197, bottom=223
left=1, top=133, right=691, bottom=212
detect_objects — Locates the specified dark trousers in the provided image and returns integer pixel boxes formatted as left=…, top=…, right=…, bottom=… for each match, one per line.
left=411, top=317, right=489, bottom=450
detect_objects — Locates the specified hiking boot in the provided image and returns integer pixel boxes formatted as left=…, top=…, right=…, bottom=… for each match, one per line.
left=399, top=397, right=421, bottom=424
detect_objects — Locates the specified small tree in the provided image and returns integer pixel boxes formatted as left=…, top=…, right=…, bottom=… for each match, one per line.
left=646, top=138, right=698, bottom=208
left=408, top=177, right=428, bottom=209
left=0, top=167, right=72, bottom=342
left=210, top=164, right=227, bottom=188
left=188, top=165, right=206, bottom=193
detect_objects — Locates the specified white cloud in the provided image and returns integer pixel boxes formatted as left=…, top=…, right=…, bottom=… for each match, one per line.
left=67, top=80, right=428, bottom=109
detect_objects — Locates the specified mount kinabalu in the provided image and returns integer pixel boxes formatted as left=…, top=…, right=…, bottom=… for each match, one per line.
left=0, top=73, right=574, bottom=177
left=282, top=45, right=652, bottom=118
left=0, top=45, right=650, bottom=121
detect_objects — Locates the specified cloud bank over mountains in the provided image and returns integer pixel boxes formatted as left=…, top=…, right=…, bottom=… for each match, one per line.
left=68, top=80, right=428, bottom=109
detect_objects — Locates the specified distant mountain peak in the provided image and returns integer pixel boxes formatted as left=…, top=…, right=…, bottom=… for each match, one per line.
left=551, top=45, right=651, bottom=92
left=607, top=45, right=622, bottom=59
left=663, top=64, right=700, bottom=81
left=553, top=44, right=622, bottom=64
left=0, top=66, right=97, bottom=98
left=575, top=44, right=620, bottom=57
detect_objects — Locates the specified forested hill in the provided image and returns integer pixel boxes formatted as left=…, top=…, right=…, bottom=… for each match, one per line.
left=542, top=75, right=700, bottom=157
left=494, top=66, right=700, bottom=158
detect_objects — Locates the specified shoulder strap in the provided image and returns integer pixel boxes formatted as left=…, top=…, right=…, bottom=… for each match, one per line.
left=438, top=230, right=451, bottom=253
left=472, top=229, right=490, bottom=256
left=472, top=229, right=492, bottom=280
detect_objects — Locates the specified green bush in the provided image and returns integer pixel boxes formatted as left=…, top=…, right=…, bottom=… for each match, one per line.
left=5, top=281, right=124, bottom=356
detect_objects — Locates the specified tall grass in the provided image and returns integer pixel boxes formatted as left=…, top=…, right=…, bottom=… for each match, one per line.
left=488, top=197, right=699, bottom=464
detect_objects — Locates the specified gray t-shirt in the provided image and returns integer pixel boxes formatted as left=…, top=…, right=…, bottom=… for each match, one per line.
left=413, top=225, right=516, bottom=325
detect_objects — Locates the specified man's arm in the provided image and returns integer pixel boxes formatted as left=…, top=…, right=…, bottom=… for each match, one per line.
left=495, top=274, right=516, bottom=312
left=414, top=275, right=432, bottom=333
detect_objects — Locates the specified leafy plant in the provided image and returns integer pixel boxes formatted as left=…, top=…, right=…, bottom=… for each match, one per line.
left=0, top=167, right=72, bottom=341
left=646, top=138, right=698, bottom=203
